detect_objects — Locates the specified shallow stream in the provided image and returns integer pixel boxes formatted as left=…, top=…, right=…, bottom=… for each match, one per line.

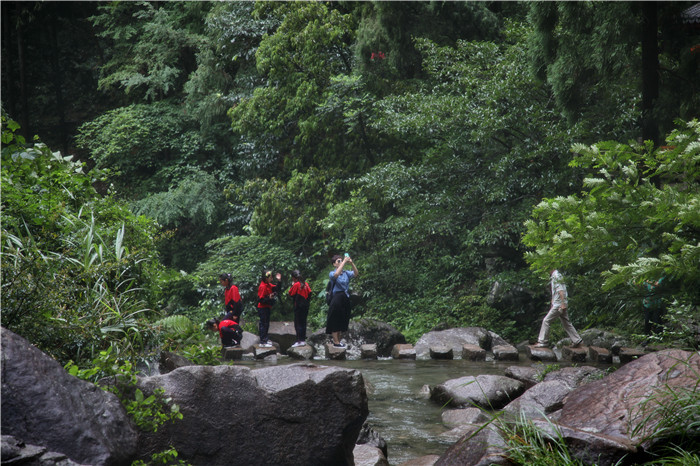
left=244, top=355, right=596, bottom=465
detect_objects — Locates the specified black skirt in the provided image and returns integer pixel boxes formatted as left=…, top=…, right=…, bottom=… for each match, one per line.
left=325, top=292, right=351, bottom=333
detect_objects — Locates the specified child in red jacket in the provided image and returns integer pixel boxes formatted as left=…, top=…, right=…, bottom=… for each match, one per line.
left=257, top=270, right=281, bottom=348
left=219, top=273, right=242, bottom=320
left=289, top=270, right=311, bottom=348
left=207, top=316, right=243, bottom=348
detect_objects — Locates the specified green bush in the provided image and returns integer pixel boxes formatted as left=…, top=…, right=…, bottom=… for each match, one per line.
left=1, top=116, right=165, bottom=366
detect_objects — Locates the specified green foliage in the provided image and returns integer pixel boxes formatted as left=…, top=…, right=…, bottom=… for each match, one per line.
left=132, top=447, right=190, bottom=466
left=153, top=315, right=197, bottom=338
left=499, top=415, right=585, bottom=466
left=231, top=168, right=337, bottom=246
left=354, top=2, right=500, bottom=81
left=1, top=117, right=164, bottom=366
left=65, top=346, right=183, bottom=434
left=91, top=1, right=209, bottom=102
left=523, top=120, right=700, bottom=340
left=230, top=2, right=368, bottom=173
left=527, top=2, right=699, bottom=139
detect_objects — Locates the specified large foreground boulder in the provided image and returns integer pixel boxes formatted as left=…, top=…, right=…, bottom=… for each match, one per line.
left=134, top=362, right=368, bottom=465
left=1, top=327, right=137, bottom=465
left=556, top=349, right=700, bottom=459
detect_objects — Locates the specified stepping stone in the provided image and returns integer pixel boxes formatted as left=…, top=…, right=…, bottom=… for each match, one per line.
left=361, top=344, right=378, bottom=360
left=392, top=344, right=416, bottom=360
left=525, top=345, right=557, bottom=362
left=562, top=346, right=587, bottom=362
left=287, top=344, right=314, bottom=360
left=619, top=347, right=645, bottom=363
left=221, top=347, right=245, bottom=361
left=587, top=346, right=612, bottom=364
left=325, top=343, right=347, bottom=360
left=492, top=344, right=519, bottom=361
left=429, top=345, right=454, bottom=360
left=254, top=344, right=277, bottom=360
left=462, top=344, right=486, bottom=361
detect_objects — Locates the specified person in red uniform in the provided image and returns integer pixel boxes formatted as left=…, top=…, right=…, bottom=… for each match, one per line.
left=219, top=273, right=243, bottom=320
left=257, top=270, right=281, bottom=348
left=206, top=316, right=243, bottom=348
left=289, top=270, right=311, bottom=348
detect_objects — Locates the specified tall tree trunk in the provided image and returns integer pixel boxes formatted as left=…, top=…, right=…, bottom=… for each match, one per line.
left=50, top=20, right=68, bottom=156
left=1, top=5, right=17, bottom=120
left=641, top=1, right=659, bottom=146
left=16, top=14, right=30, bottom=139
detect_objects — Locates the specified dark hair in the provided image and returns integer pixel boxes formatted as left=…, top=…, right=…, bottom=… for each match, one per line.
left=262, top=270, right=273, bottom=280
left=291, top=269, right=303, bottom=280
left=219, top=273, right=232, bottom=282
left=331, top=255, right=342, bottom=265
left=206, top=318, right=219, bottom=330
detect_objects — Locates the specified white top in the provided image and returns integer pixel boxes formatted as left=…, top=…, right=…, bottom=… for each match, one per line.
left=550, top=270, right=567, bottom=306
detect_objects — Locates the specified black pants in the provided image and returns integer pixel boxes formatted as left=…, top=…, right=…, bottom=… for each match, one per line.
left=258, top=307, right=271, bottom=342
left=294, top=302, right=309, bottom=341
left=221, top=325, right=242, bottom=347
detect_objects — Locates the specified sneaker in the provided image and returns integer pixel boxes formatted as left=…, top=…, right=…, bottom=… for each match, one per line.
left=291, top=341, right=303, bottom=348
left=259, top=341, right=273, bottom=348
left=333, top=342, right=346, bottom=348
left=534, top=343, right=548, bottom=348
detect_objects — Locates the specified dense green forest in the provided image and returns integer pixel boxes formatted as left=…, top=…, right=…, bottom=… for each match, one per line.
left=2, top=1, right=699, bottom=367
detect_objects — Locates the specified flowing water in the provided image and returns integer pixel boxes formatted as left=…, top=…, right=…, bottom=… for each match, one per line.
left=246, top=355, right=579, bottom=465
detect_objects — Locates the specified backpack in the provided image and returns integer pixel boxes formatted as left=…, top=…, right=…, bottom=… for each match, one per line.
left=325, top=278, right=336, bottom=306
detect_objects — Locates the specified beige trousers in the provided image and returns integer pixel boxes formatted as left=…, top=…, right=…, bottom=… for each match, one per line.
left=537, top=304, right=581, bottom=345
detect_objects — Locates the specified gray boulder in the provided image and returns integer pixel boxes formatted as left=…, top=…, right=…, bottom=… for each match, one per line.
left=1, top=435, right=89, bottom=466
left=430, top=374, right=525, bottom=409
left=503, top=365, right=605, bottom=420
left=435, top=424, right=512, bottom=466
left=268, top=321, right=297, bottom=353
left=502, top=379, right=573, bottom=419
left=503, top=365, right=543, bottom=389
left=415, top=328, right=494, bottom=360
left=1, top=327, right=137, bottom=466
left=356, top=422, right=388, bottom=459
left=134, top=362, right=368, bottom=465
left=159, top=351, right=194, bottom=374
left=441, top=407, right=488, bottom=429
left=557, top=350, right=699, bottom=456
left=543, top=365, right=605, bottom=387
left=353, top=444, right=389, bottom=466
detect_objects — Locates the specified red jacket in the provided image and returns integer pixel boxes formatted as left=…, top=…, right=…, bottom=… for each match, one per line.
left=224, top=285, right=241, bottom=313
left=218, top=319, right=239, bottom=339
left=289, top=281, right=311, bottom=299
left=257, top=281, right=278, bottom=309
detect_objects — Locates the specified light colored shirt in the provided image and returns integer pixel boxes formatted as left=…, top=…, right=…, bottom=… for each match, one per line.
left=551, top=270, right=567, bottom=306
left=329, top=270, right=354, bottom=297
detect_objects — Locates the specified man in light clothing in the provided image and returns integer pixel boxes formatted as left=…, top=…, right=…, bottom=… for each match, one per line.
left=535, top=269, right=583, bottom=348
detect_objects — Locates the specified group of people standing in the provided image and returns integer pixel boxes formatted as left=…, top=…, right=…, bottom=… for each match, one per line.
left=208, top=254, right=358, bottom=349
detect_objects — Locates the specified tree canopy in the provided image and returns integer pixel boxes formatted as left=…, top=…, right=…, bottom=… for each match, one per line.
left=2, top=1, right=698, bottom=357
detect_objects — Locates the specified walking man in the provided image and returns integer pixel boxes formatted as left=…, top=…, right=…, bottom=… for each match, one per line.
left=535, top=269, right=583, bottom=348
